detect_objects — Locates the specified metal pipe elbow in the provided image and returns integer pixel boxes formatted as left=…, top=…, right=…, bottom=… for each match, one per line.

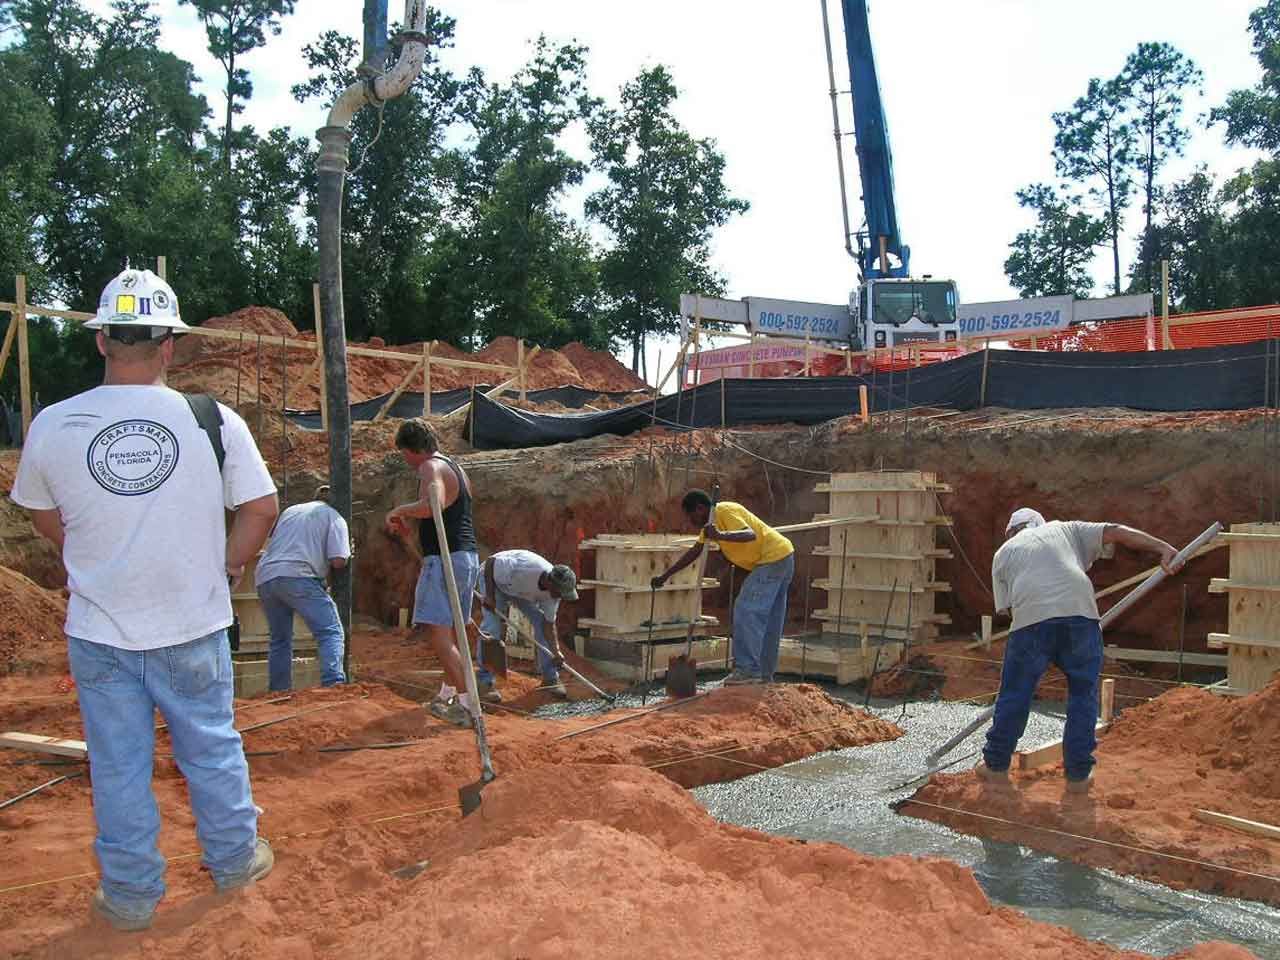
left=325, top=0, right=429, bottom=131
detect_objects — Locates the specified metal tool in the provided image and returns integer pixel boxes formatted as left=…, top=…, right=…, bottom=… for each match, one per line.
left=473, top=591, right=615, bottom=703
left=642, top=586, right=657, bottom=706
left=924, top=521, right=1224, bottom=769
left=667, top=481, right=719, bottom=698
left=428, top=483, right=495, bottom=816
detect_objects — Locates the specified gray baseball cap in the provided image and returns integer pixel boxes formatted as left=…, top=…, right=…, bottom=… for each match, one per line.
left=548, top=564, right=578, bottom=600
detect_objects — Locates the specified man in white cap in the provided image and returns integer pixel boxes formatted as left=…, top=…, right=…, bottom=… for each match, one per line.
left=978, top=507, right=1181, bottom=792
left=476, top=549, right=577, bottom=698
left=10, top=268, right=279, bottom=930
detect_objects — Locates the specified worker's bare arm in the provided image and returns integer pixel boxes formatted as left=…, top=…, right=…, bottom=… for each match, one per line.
left=704, top=524, right=756, bottom=543
left=651, top=542, right=705, bottom=589
left=482, top=557, right=497, bottom=609
left=28, top=508, right=65, bottom=551
left=1103, top=524, right=1181, bottom=574
left=227, top=492, right=280, bottom=586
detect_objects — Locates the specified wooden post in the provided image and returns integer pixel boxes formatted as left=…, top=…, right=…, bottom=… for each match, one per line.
left=398, top=608, right=409, bottom=629
left=748, top=333, right=757, bottom=378
left=1100, top=677, right=1115, bottom=722
left=469, top=383, right=476, bottom=448
left=373, top=356, right=426, bottom=422
left=845, top=349, right=853, bottom=375
left=1030, top=335, right=1038, bottom=350
left=981, top=615, right=992, bottom=651
left=156, top=255, right=167, bottom=281
left=804, top=329, right=812, bottom=376
left=858, top=384, right=869, bottom=423
left=312, top=283, right=328, bottom=433
left=517, top=339, right=526, bottom=403
left=0, top=306, right=18, bottom=384
left=17, top=275, right=31, bottom=438
left=1161, top=259, right=1172, bottom=350
left=423, top=341, right=432, bottom=416
left=720, top=375, right=727, bottom=428
left=979, top=346, right=991, bottom=407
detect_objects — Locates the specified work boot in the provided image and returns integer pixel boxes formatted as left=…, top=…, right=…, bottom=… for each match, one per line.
left=722, top=670, right=762, bottom=686
left=974, top=761, right=1010, bottom=783
left=215, top=838, right=274, bottom=892
left=1065, top=770, right=1094, bottom=794
left=430, top=696, right=473, bottom=728
left=477, top=677, right=503, bottom=704
left=545, top=679, right=568, bottom=698
left=91, top=888, right=153, bottom=932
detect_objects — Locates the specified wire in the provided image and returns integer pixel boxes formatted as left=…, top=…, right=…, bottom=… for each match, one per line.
left=348, top=94, right=388, bottom=177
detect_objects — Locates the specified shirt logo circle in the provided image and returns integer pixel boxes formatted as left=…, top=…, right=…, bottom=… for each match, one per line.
left=87, top=420, right=180, bottom=496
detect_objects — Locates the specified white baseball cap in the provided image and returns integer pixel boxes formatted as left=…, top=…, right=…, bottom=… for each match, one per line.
left=1006, top=508, right=1045, bottom=534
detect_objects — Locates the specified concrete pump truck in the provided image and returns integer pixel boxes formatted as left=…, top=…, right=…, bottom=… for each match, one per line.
left=828, top=0, right=960, bottom=350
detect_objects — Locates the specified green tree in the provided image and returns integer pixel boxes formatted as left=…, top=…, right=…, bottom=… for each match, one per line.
left=1156, top=169, right=1236, bottom=311
left=1219, top=161, right=1280, bottom=307
left=586, top=65, right=748, bottom=375
left=237, top=125, right=313, bottom=319
left=1054, top=77, right=1136, bottom=294
left=436, top=38, right=605, bottom=347
left=1003, top=184, right=1106, bottom=299
left=293, top=18, right=464, bottom=342
left=1120, top=42, right=1202, bottom=293
left=1212, top=0, right=1280, bottom=152
left=178, top=0, right=296, bottom=172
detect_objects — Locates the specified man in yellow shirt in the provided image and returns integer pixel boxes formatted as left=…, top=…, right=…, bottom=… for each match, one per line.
left=652, top=490, right=795, bottom=684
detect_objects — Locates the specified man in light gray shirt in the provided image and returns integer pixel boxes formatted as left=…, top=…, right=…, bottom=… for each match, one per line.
left=477, top=549, right=577, bottom=699
left=979, top=508, right=1181, bottom=792
left=255, top=485, right=351, bottom=690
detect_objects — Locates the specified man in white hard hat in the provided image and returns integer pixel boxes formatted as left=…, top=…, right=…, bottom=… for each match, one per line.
left=10, top=268, right=280, bottom=930
left=978, top=508, right=1181, bottom=792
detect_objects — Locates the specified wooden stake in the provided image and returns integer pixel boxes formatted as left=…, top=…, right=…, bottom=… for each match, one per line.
left=748, top=333, right=757, bottom=378
left=0, top=304, right=18, bottom=384
left=1193, top=809, right=1280, bottom=842
left=373, top=356, right=426, bottom=422
left=156, top=255, right=167, bottom=281
left=1161, top=259, right=1172, bottom=350
left=469, top=384, right=476, bottom=448
left=981, top=615, right=992, bottom=651
left=720, top=375, right=727, bottom=427
left=859, top=384, right=869, bottom=423
left=804, top=329, right=812, bottom=376
left=398, top=608, right=409, bottom=629
left=17, top=274, right=31, bottom=438
left=979, top=347, right=991, bottom=407
left=423, top=340, right=432, bottom=416
left=517, top=339, right=526, bottom=403
left=312, top=283, right=328, bottom=433
left=1100, top=677, right=1115, bottom=723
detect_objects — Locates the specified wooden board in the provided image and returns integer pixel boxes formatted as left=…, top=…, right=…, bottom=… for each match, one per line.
left=775, top=638, right=903, bottom=685
left=1102, top=646, right=1227, bottom=667
left=233, top=657, right=321, bottom=698
left=1222, top=522, right=1280, bottom=694
left=231, top=596, right=313, bottom=641
left=0, top=732, right=88, bottom=759
left=1207, top=632, right=1280, bottom=651
left=1193, top=809, right=1280, bottom=843
left=1016, top=723, right=1109, bottom=770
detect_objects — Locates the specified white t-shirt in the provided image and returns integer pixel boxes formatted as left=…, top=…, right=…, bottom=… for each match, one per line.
left=255, top=501, right=350, bottom=585
left=10, top=385, right=277, bottom=650
left=992, top=520, right=1108, bottom=632
left=492, top=549, right=557, bottom=623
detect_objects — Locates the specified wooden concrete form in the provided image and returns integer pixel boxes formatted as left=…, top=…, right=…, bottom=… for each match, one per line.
left=1205, top=522, right=1280, bottom=695
left=811, top=472, right=952, bottom=644
left=0, top=732, right=88, bottom=759
left=1103, top=646, right=1227, bottom=667
left=1017, top=722, right=1109, bottom=770
left=577, top=533, right=719, bottom=643
left=233, top=657, right=321, bottom=698
left=1193, top=809, right=1280, bottom=843
left=775, top=636, right=903, bottom=685
left=571, top=636, right=732, bottom=683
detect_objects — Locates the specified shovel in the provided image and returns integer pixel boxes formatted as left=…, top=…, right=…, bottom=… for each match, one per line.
left=428, top=483, right=495, bottom=817
left=923, top=521, right=1223, bottom=771
left=667, top=482, right=720, bottom=698
left=473, top=591, right=616, bottom=703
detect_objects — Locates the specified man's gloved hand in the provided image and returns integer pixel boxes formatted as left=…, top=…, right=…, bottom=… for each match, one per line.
left=650, top=575, right=666, bottom=591
left=551, top=650, right=566, bottom=668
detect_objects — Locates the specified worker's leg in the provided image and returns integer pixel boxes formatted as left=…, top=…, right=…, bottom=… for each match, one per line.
left=413, top=556, right=466, bottom=692
left=731, top=564, right=772, bottom=677
left=1051, top=616, right=1103, bottom=782
left=68, top=636, right=164, bottom=922
left=149, top=629, right=261, bottom=888
left=283, top=577, right=347, bottom=686
left=982, top=620, right=1053, bottom=772
left=255, top=576, right=296, bottom=691
left=758, top=554, right=796, bottom=681
left=514, top=597, right=559, bottom=683
left=475, top=593, right=509, bottom=688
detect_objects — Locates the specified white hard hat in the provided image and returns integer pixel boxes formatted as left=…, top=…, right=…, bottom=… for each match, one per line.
left=86, top=268, right=189, bottom=336
left=1006, top=508, right=1046, bottom=534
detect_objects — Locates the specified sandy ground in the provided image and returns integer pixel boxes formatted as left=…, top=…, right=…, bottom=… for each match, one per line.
left=902, top=680, right=1280, bottom=908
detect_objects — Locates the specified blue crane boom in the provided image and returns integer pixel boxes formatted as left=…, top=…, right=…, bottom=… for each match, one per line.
left=840, top=0, right=909, bottom=280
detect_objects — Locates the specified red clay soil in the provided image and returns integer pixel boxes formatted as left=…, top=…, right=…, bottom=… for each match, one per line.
left=0, top=668, right=1251, bottom=959
left=0, top=566, right=67, bottom=676
left=560, top=340, right=648, bottom=392
left=902, top=679, right=1280, bottom=907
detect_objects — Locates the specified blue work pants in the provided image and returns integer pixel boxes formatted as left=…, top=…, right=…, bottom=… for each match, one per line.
left=256, top=576, right=347, bottom=691
left=732, top=553, right=795, bottom=679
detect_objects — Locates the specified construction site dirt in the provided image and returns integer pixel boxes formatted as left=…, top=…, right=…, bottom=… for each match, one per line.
left=3, top=374, right=1280, bottom=955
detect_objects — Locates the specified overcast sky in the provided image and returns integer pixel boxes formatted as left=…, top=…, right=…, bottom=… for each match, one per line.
left=88, top=0, right=1268, bottom=375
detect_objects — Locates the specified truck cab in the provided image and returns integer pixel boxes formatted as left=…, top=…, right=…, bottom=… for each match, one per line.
left=852, top=276, right=960, bottom=350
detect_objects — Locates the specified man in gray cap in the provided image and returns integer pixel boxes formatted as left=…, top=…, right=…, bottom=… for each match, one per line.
left=979, top=507, right=1181, bottom=792
left=477, top=549, right=577, bottom=698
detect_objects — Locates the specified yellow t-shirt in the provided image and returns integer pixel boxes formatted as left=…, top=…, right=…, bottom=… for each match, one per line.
left=698, top=501, right=794, bottom=572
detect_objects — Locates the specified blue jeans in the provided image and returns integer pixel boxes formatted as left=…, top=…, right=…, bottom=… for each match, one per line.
left=733, top=553, right=795, bottom=678
left=479, top=592, right=559, bottom=683
left=67, top=631, right=259, bottom=919
left=257, top=576, right=347, bottom=690
left=983, top=615, right=1103, bottom=780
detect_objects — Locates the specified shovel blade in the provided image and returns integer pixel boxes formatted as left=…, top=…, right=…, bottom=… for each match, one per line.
left=666, top=655, right=698, bottom=699
left=459, top=774, right=495, bottom=818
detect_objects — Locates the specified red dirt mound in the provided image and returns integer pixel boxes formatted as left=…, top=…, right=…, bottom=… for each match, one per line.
left=903, top=680, right=1280, bottom=906
left=560, top=340, right=648, bottom=392
left=205, top=306, right=298, bottom=338
left=0, top=564, right=66, bottom=674
left=474, top=335, right=581, bottom=389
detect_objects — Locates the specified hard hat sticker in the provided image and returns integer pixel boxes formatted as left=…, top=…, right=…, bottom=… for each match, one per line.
left=87, top=420, right=180, bottom=496
left=115, top=295, right=136, bottom=314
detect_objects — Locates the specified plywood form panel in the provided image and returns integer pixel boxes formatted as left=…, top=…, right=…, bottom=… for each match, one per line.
left=1224, top=522, right=1280, bottom=693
